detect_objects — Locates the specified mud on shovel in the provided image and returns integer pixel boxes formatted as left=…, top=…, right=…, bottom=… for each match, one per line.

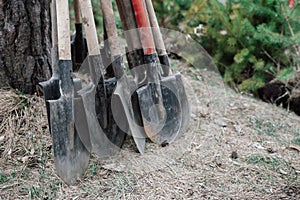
left=131, top=0, right=182, bottom=145
left=75, top=0, right=119, bottom=157
left=47, top=0, right=89, bottom=185
left=101, top=0, right=147, bottom=154
left=145, top=0, right=190, bottom=138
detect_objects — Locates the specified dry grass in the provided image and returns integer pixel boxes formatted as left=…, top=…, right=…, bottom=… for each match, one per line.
left=0, top=65, right=300, bottom=199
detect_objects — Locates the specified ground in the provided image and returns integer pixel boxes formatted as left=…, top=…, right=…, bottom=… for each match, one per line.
left=0, top=61, right=300, bottom=199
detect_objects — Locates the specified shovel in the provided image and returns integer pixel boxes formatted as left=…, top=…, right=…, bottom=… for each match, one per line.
left=38, top=0, right=60, bottom=135
left=116, top=0, right=147, bottom=139
left=145, top=0, right=190, bottom=138
left=101, top=0, right=147, bottom=154
left=131, top=0, right=182, bottom=145
left=116, top=0, right=147, bottom=86
left=47, top=0, right=89, bottom=185
left=76, top=0, right=120, bottom=157
left=71, top=0, right=88, bottom=72
left=96, top=20, right=127, bottom=148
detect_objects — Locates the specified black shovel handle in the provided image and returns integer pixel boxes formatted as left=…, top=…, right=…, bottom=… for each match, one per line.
left=71, top=0, right=87, bottom=71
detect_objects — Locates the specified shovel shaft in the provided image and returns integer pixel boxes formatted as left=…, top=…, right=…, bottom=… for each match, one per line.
left=101, top=0, right=121, bottom=57
left=50, top=0, right=59, bottom=76
left=116, top=0, right=142, bottom=51
left=57, top=0, right=71, bottom=60
left=74, top=0, right=81, bottom=24
left=79, top=0, right=100, bottom=56
left=101, top=0, right=125, bottom=79
left=79, top=0, right=102, bottom=84
left=144, top=0, right=166, bottom=56
left=131, top=0, right=155, bottom=55
left=145, top=0, right=170, bottom=76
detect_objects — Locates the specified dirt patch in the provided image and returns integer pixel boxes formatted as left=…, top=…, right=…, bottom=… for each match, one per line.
left=0, top=63, right=300, bottom=199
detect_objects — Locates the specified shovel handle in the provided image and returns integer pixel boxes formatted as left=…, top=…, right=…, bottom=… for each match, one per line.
left=79, top=0, right=100, bottom=56
left=56, top=0, right=71, bottom=60
left=51, top=1, right=58, bottom=48
left=50, top=0, right=60, bottom=77
left=116, top=0, right=142, bottom=51
left=144, top=0, right=166, bottom=56
left=74, top=0, right=81, bottom=24
left=100, top=0, right=121, bottom=57
left=145, top=0, right=170, bottom=76
left=131, top=0, right=155, bottom=55
left=100, top=0, right=125, bottom=79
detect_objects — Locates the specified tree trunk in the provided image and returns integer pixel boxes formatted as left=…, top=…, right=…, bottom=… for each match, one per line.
left=0, top=0, right=51, bottom=94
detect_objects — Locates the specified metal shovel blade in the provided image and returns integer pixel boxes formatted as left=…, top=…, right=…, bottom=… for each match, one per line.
left=78, top=82, right=120, bottom=158
left=111, top=73, right=146, bottom=154
left=39, top=47, right=60, bottom=135
left=39, top=77, right=60, bottom=135
left=74, top=79, right=92, bottom=152
left=173, top=73, right=190, bottom=139
left=137, top=75, right=182, bottom=145
left=48, top=60, right=89, bottom=185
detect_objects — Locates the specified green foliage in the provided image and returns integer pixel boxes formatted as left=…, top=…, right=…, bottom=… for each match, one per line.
left=152, top=0, right=193, bottom=29
left=182, top=0, right=300, bottom=94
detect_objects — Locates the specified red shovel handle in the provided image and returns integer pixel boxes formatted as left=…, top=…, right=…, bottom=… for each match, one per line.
left=131, top=0, right=155, bottom=55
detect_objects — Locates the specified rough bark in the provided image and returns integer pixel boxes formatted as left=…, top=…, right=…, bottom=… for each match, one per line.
left=0, top=0, right=51, bottom=94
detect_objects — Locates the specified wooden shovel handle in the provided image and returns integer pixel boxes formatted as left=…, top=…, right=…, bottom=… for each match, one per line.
left=116, top=0, right=142, bottom=51
left=145, top=0, right=167, bottom=56
left=56, top=0, right=71, bottom=60
left=79, top=0, right=100, bottom=56
left=51, top=0, right=58, bottom=48
left=74, top=0, right=81, bottom=24
left=131, top=0, right=155, bottom=55
left=100, top=0, right=121, bottom=57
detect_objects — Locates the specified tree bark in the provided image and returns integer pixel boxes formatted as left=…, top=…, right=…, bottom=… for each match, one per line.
left=0, top=0, right=51, bottom=94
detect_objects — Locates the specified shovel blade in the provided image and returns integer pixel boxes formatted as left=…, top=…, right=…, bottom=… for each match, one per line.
left=74, top=78, right=92, bottom=152
left=137, top=76, right=182, bottom=145
left=173, top=73, right=190, bottom=138
left=39, top=77, right=60, bottom=135
left=49, top=97, right=90, bottom=185
left=79, top=83, right=120, bottom=158
left=112, top=78, right=147, bottom=154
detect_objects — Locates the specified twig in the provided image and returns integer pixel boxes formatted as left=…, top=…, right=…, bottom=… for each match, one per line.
left=262, top=48, right=279, bottom=69
left=286, top=17, right=300, bottom=57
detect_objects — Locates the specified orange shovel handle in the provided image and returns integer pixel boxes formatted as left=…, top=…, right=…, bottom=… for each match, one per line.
left=131, top=0, right=155, bottom=55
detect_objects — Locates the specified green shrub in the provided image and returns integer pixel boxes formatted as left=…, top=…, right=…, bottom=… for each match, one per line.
left=183, top=0, right=300, bottom=94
